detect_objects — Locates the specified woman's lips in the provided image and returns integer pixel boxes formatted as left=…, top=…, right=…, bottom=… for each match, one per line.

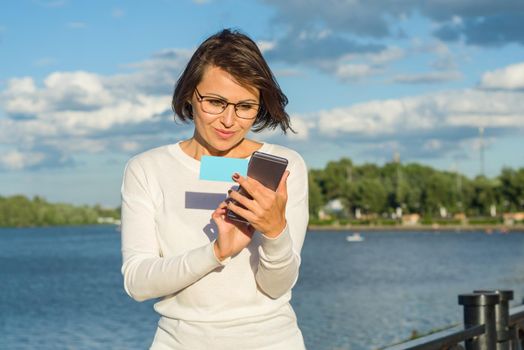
left=214, top=128, right=236, bottom=139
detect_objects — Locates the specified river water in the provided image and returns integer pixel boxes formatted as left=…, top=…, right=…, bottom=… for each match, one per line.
left=1, top=226, right=524, bottom=349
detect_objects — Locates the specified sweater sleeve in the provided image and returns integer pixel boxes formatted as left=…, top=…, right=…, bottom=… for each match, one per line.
left=255, top=153, right=309, bottom=299
left=120, top=158, right=226, bottom=302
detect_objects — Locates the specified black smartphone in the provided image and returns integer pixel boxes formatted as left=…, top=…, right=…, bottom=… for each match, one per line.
left=226, top=151, right=289, bottom=224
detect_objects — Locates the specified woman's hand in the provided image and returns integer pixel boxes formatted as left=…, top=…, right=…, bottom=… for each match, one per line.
left=227, top=170, right=290, bottom=238
left=212, top=201, right=255, bottom=261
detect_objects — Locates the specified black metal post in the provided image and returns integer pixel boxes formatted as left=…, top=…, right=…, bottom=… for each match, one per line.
left=474, top=290, right=514, bottom=350
left=459, top=292, right=499, bottom=350
left=508, top=325, right=522, bottom=350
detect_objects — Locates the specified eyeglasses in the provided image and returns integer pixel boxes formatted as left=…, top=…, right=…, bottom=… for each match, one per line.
left=194, top=87, right=260, bottom=120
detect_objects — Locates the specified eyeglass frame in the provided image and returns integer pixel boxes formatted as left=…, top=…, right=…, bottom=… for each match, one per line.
left=194, top=87, right=260, bottom=120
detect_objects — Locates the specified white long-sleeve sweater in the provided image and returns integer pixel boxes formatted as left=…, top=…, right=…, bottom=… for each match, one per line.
left=120, top=141, right=308, bottom=348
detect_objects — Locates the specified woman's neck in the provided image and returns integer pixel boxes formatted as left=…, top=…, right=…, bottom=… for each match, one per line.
left=180, top=137, right=262, bottom=160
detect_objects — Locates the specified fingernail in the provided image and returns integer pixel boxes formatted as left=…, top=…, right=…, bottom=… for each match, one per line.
left=232, top=173, right=239, bottom=179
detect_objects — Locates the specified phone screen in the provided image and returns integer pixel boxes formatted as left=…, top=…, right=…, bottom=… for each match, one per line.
left=226, top=151, right=288, bottom=224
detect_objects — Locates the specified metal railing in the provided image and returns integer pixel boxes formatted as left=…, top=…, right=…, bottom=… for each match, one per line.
left=384, top=290, right=524, bottom=350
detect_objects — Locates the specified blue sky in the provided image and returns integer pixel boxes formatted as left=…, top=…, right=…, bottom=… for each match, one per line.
left=1, top=0, right=524, bottom=207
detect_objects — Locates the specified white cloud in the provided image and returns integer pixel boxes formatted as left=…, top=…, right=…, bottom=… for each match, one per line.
left=317, top=89, right=524, bottom=137
left=287, top=115, right=315, bottom=140
left=2, top=77, right=169, bottom=135
left=423, top=139, right=442, bottom=151
left=480, top=62, right=524, bottom=90
left=281, top=85, right=524, bottom=165
left=2, top=72, right=117, bottom=119
left=111, top=48, right=192, bottom=95
left=3, top=77, right=45, bottom=116
left=335, top=64, right=378, bottom=80
left=119, top=141, right=141, bottom=152
left=460, top=136, right=495, bottom=152
left=354, top=47, right=405, bottom=65
left=263, top=26, right=399, bottom=81
left=0, top=150, right=46, bottom=171
left=313, top=47, right=404, bottom=81
left=411, top=39, right=460, bottom=71
left=6, top=77, right=36, bottom=94
left=0, top=49, right=188, bottom=170
left=52, top=138, right=108, bottom=154
left=256, top=40, right=276, bottom=53
left=451, top=16, right=463, bottom=26
left=274, top=68, right=303, bottom=77
left=392, top=70, right=462, bottom=84
left=318, top=97, right=433, bottom=137
left=45, top=71, right=114, bottom=109
left=2, top=49, right=524, bottom=172
left=254, top=81, right=524, bottom=160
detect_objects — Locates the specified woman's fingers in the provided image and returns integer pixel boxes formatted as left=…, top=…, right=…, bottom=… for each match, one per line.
left=212, top=204, right=221, bottom=218
left=232, top=174, right=277, bottom=209
left=229, top=172, right=289, bottom=235
left=232, top=174, right=264, bottom=199
left=276, top=170, right=290, bottom=197
left=228, top=189, right=257, bottom=212
left=227, top=200, right=255, bottom=223
left=212, top=201, right=228, bottom=220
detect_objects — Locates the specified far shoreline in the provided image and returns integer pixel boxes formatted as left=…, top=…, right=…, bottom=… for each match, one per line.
left=307, top=224, right=524, bottom=233
left=1, top=223, right=523, bottom=233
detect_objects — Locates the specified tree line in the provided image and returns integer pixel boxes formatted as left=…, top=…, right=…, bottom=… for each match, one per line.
left=308, top=158, right=524, bottom=221
left=2, top=159, right=523, bottom=227
left=0, top=195, right=120, bottom=227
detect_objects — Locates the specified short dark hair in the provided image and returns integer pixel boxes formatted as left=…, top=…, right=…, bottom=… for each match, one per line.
left=172, top=29, right=293, bottom=133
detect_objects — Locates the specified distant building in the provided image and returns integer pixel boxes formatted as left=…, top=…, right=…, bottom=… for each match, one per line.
left=325, top=199, right=344, bottom=212
left=503, top=212, right=524, bottom=226
left=318, top=199, right=345, bottom=220
left=402, top=213, right=420, bottom=226
left=97, top=217, right=121, bottom=225
left=454, top=213, right=467, bottom=223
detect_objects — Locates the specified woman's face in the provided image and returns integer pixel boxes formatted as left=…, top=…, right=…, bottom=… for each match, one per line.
left=190, top=65, right=259, bottom=155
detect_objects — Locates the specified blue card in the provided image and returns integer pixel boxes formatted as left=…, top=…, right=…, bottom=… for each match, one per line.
left=199, top=155, right=248, bottom=182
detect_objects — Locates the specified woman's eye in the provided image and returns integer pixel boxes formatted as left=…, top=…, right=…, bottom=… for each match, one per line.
left=207, top=99, right=226, bottom=107
left=237, top=103, right=256, bottom=111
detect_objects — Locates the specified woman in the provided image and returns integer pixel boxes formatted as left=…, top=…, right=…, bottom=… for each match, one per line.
left=120, top=29, right=309, bottom=349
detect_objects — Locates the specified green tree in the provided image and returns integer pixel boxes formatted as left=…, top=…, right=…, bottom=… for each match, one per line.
left=308, top=172, right=324, bottom=219
left=321, top=158, right=353, bottom=200
left=0, top=195, right=120, bottom=227
left=499, top=168, right=524, bottom=212
left=468, top=176, right=498, bottom=216
left=352, top=178, right=387, bottom=214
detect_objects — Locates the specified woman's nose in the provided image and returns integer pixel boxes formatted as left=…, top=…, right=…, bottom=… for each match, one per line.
left=220, top=105, right=235, bottom=127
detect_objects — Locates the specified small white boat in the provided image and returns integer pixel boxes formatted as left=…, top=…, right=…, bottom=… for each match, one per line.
left=346, top=233, right=364, bottom=242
